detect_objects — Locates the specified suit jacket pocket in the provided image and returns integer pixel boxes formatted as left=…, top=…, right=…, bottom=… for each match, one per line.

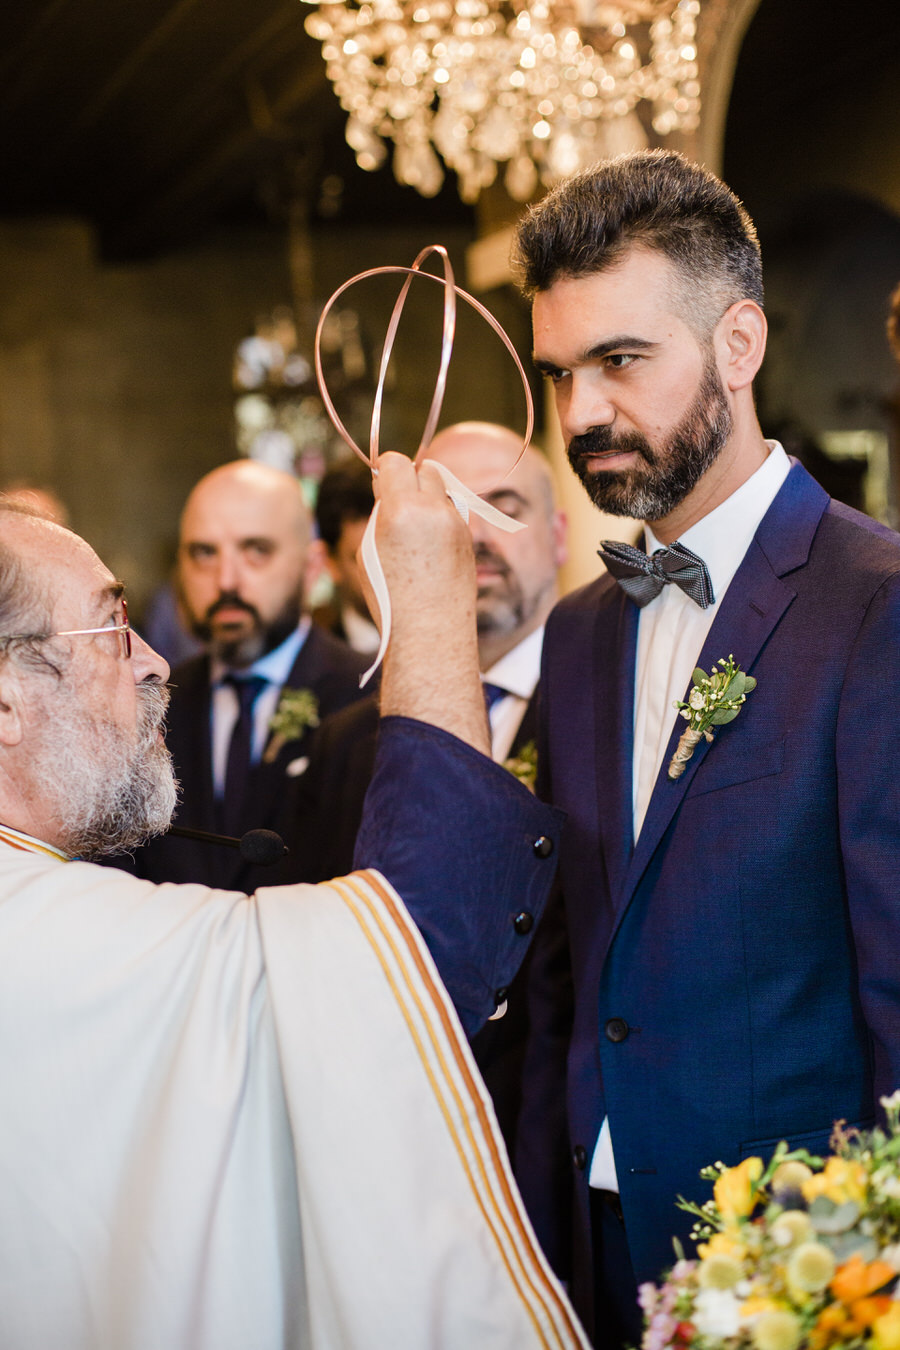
left=740, top=1117, right=875, bottom=1162
left=687, top=732, right=785, bottom=799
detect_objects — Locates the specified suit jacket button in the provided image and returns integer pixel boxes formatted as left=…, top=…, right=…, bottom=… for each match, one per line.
left=573, top=1145, right=587, bottom=1170
left=605, top=1017, right=630, bottom=1043
left=494, top=987, right=508, bottom=1006
left=532, top=835, right=554, bottom=858
left=514, top=910, right=534, bottom=935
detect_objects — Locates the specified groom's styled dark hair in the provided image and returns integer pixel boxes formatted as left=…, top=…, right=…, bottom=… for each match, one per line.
left=513, top=149, right=764, bottom=339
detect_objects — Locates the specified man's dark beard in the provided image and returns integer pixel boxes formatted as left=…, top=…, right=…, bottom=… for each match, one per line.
left=192, top=591, right=301, bottom=668
left=566, top=357, right=733, bottom=521
left=473, top=544, right=525, bottom=638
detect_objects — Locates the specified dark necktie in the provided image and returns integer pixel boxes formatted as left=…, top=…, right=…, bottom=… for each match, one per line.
left=598, top=539, right=714, bottom=610
left=482, top=682, right=508, bottom=713
left=220, top=674, right=267, bottom=837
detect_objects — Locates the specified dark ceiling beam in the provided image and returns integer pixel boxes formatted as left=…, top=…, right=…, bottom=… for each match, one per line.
left=54, top=0, right=207, bottom=153
left=0, top=0, right=76, bottom=110
left=126, top=4, right=311, bottom=189
left=110, top=59, right=328, bottom=255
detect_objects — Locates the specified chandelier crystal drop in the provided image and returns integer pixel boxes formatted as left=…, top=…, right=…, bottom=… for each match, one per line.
left=303, top=0, right=702, bottom=201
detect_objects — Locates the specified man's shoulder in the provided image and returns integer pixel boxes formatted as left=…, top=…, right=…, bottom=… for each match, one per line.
left=819, top=498, right=900, bottom=573
left=165, top=654, right=212, bottom=714
left=289, top=624, right=368, bottom=683
left=310, top=692, right=380, bottom=758
left=287, top=625, right=370, bottom=715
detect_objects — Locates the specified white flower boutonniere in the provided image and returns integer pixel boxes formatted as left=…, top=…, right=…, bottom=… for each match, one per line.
left=668, top=655, right=756, bottom=781
left=263, top=687, right=320, bottom=763
left=504, top=740, right=538, bottom=793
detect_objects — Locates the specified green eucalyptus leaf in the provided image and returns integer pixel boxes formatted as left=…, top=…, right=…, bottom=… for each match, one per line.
left=691, top=668, right=709, bottom=687
left=724, top=672, right=746, bottom=700
left=743, top=676, right=757, bottom=692
left=710, top=707, right=741, bottom=725
left=825, top=1232, right=879, bottom=1265
left=809, top=1198, right=860, bottom=1233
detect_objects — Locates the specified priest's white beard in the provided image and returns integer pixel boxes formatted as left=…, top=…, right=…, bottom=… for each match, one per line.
left=33, top=682, right=179, bottom=859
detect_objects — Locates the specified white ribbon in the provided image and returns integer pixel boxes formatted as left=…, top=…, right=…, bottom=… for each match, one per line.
left=359, top=460, right=526, bottom=688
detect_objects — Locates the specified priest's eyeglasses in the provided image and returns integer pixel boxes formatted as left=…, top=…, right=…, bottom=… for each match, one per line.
left=1, top=599, right=132, bottom=660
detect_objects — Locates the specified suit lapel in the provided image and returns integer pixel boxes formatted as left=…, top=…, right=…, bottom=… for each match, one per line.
left=509, top=690, right=539, bottom=757
left=612, top=462, right=829, bottom=931
left=592, top=585, right=639, bottom=905
left=169, top=659, right=218, bottom=834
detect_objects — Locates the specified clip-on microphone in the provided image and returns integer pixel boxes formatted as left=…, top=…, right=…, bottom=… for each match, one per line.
left=167, top=824, right=289, bottom=867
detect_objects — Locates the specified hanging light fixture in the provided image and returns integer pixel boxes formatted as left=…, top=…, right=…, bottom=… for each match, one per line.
left=302, top=0, right=702, bottom=202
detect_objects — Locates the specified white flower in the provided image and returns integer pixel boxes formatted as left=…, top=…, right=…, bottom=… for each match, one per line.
left=882, top=1090, right=900, bottom=1112
left=876, top=1175, right=900, bottom=1201
left=692, top=1287, right=742, bottom=1338
left=689, top=688, right=706, bottom=710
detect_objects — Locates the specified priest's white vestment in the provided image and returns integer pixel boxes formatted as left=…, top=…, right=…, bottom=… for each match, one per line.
left=0, top=838, right=587, bottom=1350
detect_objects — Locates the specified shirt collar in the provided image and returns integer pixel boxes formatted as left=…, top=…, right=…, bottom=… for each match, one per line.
left=645, top=441, right=791, bottom=603
left=212, top=616, right=311, bottom=688
left=481, top=625, right=544, bottom=701
left=0, top=823, right=70, bottom=861
left=340, top=605, right=381, bottom=656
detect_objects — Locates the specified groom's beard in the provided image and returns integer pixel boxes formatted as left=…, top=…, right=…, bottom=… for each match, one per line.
left=566, top=355, right=733, bottom=521
left=32, top=681, right=178, bottom=859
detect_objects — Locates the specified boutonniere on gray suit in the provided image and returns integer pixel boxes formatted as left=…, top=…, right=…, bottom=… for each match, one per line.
left=668, top=656, right=756, bottom=780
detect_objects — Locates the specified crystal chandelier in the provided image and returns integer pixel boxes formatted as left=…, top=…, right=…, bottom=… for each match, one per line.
left=302, top=0, right=702, bottom=202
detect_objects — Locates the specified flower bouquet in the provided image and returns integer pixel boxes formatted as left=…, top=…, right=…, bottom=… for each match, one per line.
left=640, top=1093, right=900, bottom=1350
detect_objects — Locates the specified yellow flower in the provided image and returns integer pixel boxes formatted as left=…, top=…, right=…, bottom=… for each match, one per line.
left=771, top=1160, right=814, bottom=1192
left=715, top=1157, right=764, bottom=1223
left=802, top=1157, right=867, bottom=1207
left=770, top=1211, right=813, bottom=1248
left=752, top=1309, right=803, bottom=1350
left=698, top=1229, right=747, bottom=1262
left=699, top=1253, right=743, bottom=1289
left=742, top=1296, right=782, bottom=1318
left=787, top=1242, right=836, bottom=1295
left=873, top=1302, right=900, bottom=1350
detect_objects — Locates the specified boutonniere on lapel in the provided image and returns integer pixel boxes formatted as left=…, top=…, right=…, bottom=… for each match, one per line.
left=668, top=655, right=756, bottom=781
left=503, top=740, right=537, bottom=793
left=262, top=688, right=320, bottom=763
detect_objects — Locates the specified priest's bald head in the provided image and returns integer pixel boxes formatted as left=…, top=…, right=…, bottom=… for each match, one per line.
left=0, top=499, right=177, bottom=859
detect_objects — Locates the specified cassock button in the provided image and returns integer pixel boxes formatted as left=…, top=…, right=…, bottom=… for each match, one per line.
left=513, top=911, right=534, bottom=935
left=605, top=1017, right=630, bottom=1043
left=532, top=835, right=554, bottom=858
left=573, top=1145, right=587, bottom=1171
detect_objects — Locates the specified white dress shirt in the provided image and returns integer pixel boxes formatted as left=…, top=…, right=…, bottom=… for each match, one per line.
left=341, top=604, right=381, bottom=656
left=482, top=625, right=544, bottom=764
left=589, top=441, right=791, bottom=1192
left=210, top=618, right=311, bottom=797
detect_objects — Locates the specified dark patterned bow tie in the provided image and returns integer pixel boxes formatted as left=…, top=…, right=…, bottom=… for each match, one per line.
left=598, top=539, right=715, bottom=610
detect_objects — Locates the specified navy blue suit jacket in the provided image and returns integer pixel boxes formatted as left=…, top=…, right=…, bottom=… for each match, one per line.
left=532, top=462, right=900, bottom=1319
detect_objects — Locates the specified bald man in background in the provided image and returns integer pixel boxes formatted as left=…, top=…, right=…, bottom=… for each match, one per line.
left=296, top=423, right=567, bottom=878
left=125, top=459, right=368, bottom=891
left=292, top=422, right=570, bottom=1161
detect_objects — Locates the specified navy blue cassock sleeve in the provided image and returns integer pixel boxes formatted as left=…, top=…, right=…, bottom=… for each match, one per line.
left=354, top=715, right=565, bottom=1037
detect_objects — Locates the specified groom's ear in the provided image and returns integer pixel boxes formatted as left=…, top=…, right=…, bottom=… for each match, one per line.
left=715, top=299, right=767, bottom=392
